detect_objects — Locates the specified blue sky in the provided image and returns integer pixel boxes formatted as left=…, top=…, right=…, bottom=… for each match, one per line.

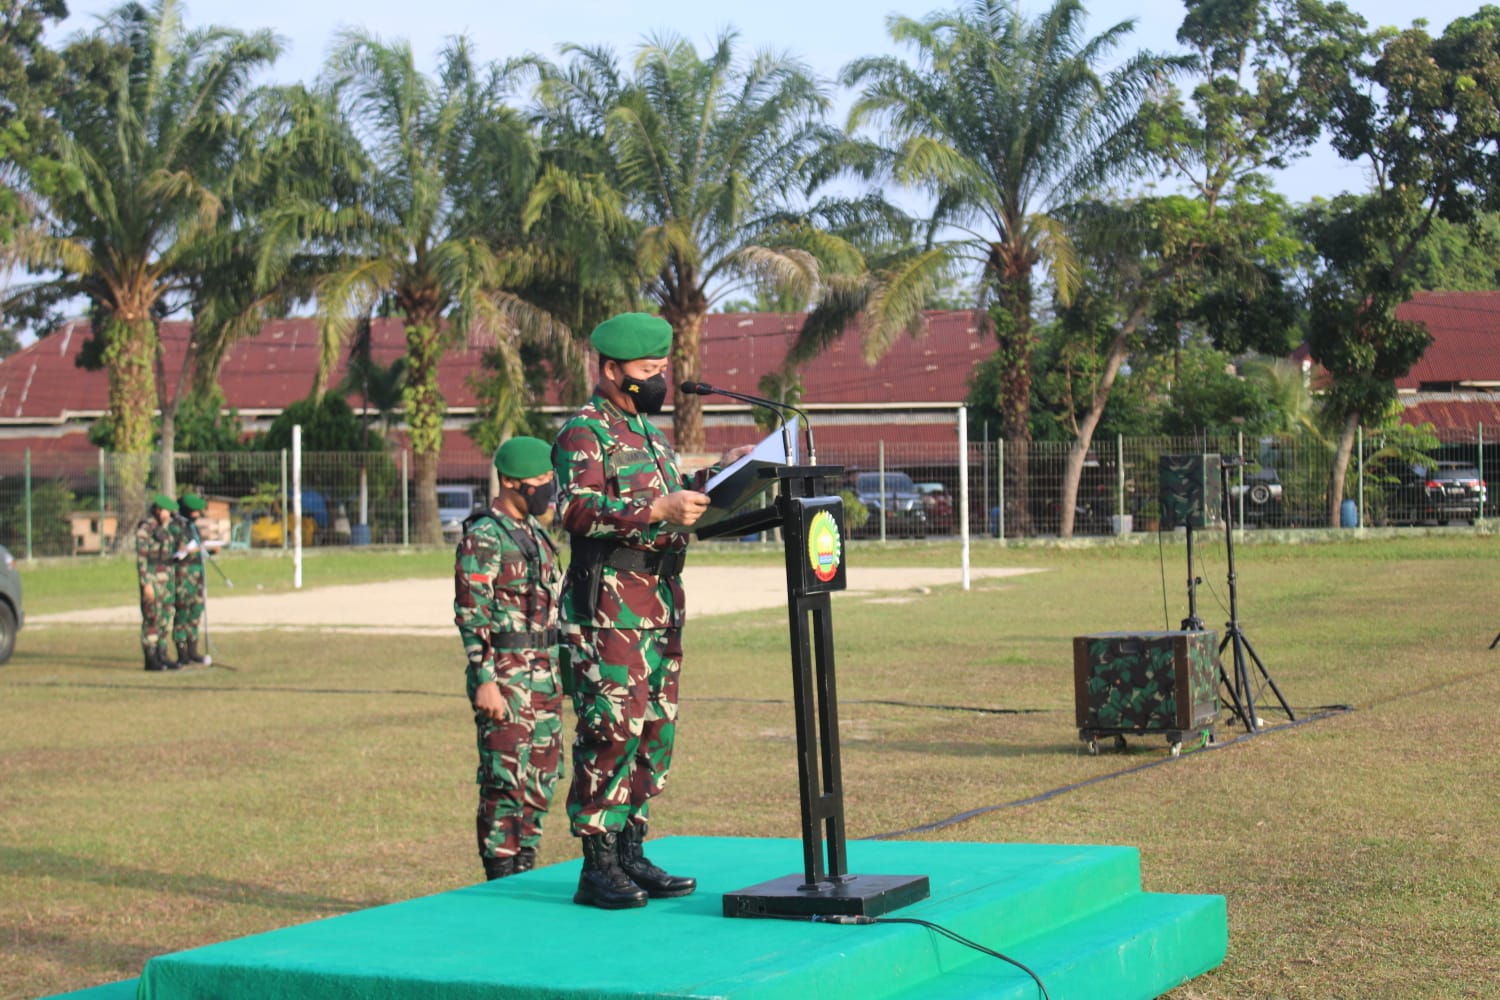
left=48, top=0, right=1484, bottom=203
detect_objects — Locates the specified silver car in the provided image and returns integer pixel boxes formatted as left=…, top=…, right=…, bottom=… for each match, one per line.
left=0, top=544, right=23, bottom=664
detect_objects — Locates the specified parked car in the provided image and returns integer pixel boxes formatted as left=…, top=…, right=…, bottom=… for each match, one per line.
left=1386, top=461, right=1487, bottom=524
left=849, top=471, right=929, bottom=537
left=914, top=482, right=956, bottom=533
left=0, top=544, right=22, bottom=664
left=438, top=483, right=485, bottom=543
left=1228, top=466, right=1285, bottom=524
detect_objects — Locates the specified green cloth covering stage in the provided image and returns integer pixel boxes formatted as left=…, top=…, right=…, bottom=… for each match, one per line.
left=104, top=837, right=1224, bottom=999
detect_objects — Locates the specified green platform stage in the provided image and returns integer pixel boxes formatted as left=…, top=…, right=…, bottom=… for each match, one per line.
left=55, top=837, right=1226, bottom=1000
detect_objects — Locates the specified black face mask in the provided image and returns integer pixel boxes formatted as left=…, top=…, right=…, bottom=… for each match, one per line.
left=619, top=371, right=668, bottom=415
left=518, top=480, right=557, bottom=517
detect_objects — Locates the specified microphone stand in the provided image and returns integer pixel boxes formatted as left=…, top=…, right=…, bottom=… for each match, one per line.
left=683, top=382, right=815, bottom=465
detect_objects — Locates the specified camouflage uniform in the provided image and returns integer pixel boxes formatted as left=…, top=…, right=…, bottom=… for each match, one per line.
left=554, top=393, right=715, bottom=836
left=135, top=515, right=175, bottom=655
left=454, top=500, right=564, bottom=865
left=171, top=513, right=206, bottom=652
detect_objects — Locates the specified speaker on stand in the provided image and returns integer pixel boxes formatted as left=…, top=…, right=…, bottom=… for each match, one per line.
left=1159, top=454, right=1222, bottom=631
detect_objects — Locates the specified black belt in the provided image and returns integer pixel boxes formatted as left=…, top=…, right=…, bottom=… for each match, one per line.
left=604, top=547, right=686, bottom=578
left=492, top=628, right=560, bottom=649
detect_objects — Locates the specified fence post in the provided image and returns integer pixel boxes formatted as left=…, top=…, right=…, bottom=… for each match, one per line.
left=997, top=440, right=1005, bottom=541
left=1116, top=433, right=1125, bottom=535
left=1356, top=425, right=1364, bottom=530
left=279, top=448, right=288, bottom=551
left=1235, top=430, right=1245, bottom=531
left=292, top=426, right=303, bottom=589
left=402, top=449, right=410, bottom=547
left=958, top=406, right=970, bottom=588
left=877, top=440, right=887, bottom=542
left=24, top=447, right=32, bottom=561
left=98, top=448, right=107, bottom=557
left=1479, top=423, right=1486, bottom=522
left=981, top=422, right=989, bottom=535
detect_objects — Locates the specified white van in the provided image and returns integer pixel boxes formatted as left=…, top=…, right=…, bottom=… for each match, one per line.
left=437, top=484, right=484, bottom=543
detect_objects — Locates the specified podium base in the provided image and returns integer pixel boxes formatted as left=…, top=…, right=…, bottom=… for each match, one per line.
left=723, top=872, right=930, bottom=919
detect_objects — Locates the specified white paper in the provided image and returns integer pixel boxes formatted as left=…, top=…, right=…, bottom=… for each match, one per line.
left=704, top=417, right=798, bottom=493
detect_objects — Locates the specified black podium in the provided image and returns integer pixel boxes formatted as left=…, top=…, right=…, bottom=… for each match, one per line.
left=699, top=464, right=930, bottom=919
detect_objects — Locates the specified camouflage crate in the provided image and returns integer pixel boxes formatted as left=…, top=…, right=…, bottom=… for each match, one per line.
left=1159, top=454, right=1224, bottom=529
left=1073, top=631, right=1219, bottom=735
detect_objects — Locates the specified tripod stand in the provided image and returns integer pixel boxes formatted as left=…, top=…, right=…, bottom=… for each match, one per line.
left=1217, top=461, right=1294, bottom=732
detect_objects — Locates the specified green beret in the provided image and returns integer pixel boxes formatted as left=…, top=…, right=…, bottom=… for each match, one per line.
left=179, top=492, right=207, bottom=512
left=150, top=492, right=177, bottom=512
left=590, top=312, right=672, bottom=361
left=494, top=436, right=554, bottom=479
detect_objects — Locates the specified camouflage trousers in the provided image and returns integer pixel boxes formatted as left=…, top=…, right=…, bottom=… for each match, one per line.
left=172, top=569, right=205, bottom=647
left=564, top=626, right=682, bottom=836
left=471, top=654, right=564, bottom=861
left=138, top=569, right=175, bottom=651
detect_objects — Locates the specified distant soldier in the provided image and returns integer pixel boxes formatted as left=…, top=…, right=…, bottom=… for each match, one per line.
left=453, top=436, right=564, bottom=881
left=171, top=492, right=211, bottom=667
left=553, top=312, right=751, bottom=909
left=136, top=493, right=178, bottom=672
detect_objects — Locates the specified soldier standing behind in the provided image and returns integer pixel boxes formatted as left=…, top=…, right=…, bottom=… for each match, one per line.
left=171, top=492, right=211, bottom=668
left=136, top=493, right=178, bottom=672
left=553, top=312, right=752, bottom=910
left=454, top=436, right=564, bottom=881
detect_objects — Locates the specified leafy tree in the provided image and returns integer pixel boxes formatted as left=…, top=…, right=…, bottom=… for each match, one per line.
left=304, top=34, right=571, bottom=545
left=842, top=0, right=1164, bottom=535
left=10, top=0, right=279, bottom=528
left=1311, top=8, right=1500, bottom=523
left=0, top=0, right=68, bottom=250
left=257, top=393, right=377, bottom=453
left=1036, top=0, right=1360, bottom=535
left=1, top=479, right=76, bottom=556
left=528, top=31, right=842, bottom=453
left=173, top=383, right=245, bottom=452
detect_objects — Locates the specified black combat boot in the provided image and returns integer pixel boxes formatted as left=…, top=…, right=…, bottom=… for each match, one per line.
left=573, top=832, right=648, bottom=909
left=184, top=640, right=209, bottom=666
left=514, top=846, right=537, bottom=873
left=162, top=646, right=182, bottom=671
left=482, top=855, right=516, bottom=881
left=617, top=821, right=696, bottom=898
left=144, top=647, right=163, bottom=671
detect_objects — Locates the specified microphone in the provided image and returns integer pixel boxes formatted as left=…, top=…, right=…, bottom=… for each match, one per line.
left=680, top=381, right=817, bottom=465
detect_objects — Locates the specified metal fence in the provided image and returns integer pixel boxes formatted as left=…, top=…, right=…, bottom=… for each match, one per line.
left=0, top=420, right=1493, bottom=557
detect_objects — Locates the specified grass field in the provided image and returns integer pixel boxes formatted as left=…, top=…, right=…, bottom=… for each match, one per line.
left=2, top=533, right=1498, bottom=998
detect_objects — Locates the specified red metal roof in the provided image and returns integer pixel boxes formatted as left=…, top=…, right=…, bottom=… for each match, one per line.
left=1394, top=291, right=1500, bottom=391
left=0, top=310, right=991, bottom=423
left=1398, top=394, right=1500, bottom=441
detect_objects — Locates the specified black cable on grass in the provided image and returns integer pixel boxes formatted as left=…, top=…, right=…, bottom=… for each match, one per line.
left=697, top=695, right=1049, bottom=716
left=864, top=706, right=1353, bottom=840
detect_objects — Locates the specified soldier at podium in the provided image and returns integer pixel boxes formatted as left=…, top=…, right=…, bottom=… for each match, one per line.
left=552, top=312, right=750, bottom=910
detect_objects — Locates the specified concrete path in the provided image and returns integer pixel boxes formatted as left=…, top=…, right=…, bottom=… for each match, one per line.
left=32, top=566, right=1041, bottom=636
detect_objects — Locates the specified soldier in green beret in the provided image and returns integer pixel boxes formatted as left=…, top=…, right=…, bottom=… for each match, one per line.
left=553, top=312, right=752, bottom=909
left=136, top=493, right=179, bottom=672
left=453, top=436, right=565, bottom=881
left=171, top=492, right=211, bottom=667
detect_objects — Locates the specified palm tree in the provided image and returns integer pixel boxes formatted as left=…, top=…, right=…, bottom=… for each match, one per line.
left=527, top=31, right=843, bottom=453
left=303, top=33, right=573, bottom=545
left=10, top=0, right=279, bottom=520
left=842, top=0, right=1160, bottom=535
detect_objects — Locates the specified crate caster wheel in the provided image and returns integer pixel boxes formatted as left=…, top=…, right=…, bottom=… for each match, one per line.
left=1170, top=742, right=1182, bottom=757
left=1087, top=738, right=1099, bottom=755
left=1113, top=734, right=1127, bottom=752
